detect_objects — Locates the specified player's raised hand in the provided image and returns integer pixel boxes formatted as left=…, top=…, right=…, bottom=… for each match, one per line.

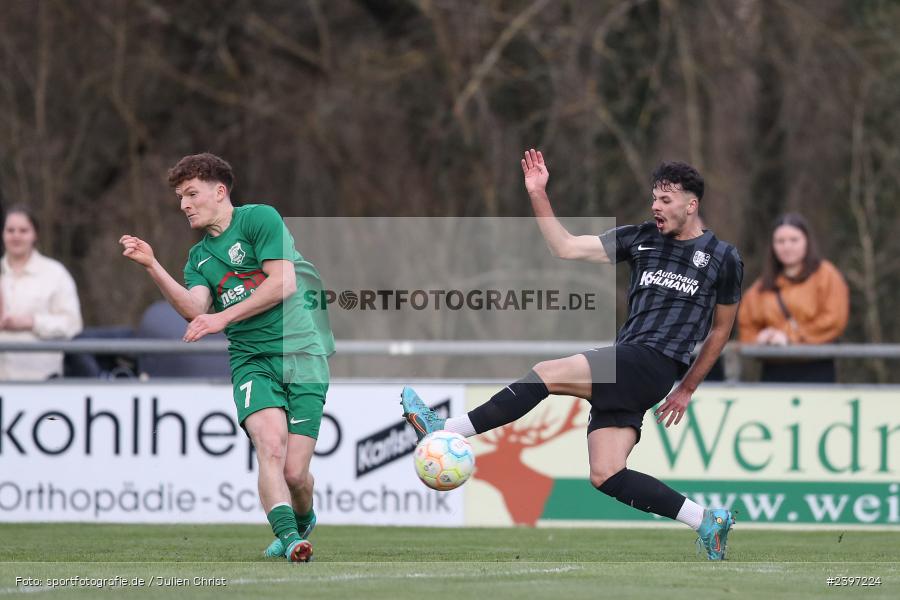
left=654, top=385, right=692, bottom=428
left=119, top=234, right=155, bottom=267
left=522, top=148, right=549, bottom=195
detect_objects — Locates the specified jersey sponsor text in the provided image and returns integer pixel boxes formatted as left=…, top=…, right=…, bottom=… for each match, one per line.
left=639, top=269, right=700, bottom=296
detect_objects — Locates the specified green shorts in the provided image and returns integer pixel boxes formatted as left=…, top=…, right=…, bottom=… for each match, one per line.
left=230, top=353, right=330, bottom=438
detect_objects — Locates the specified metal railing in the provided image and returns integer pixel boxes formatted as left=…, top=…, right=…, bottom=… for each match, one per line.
left=0, top=339, right=611, bottom=356
left=1, top=339, right=898, bottom=381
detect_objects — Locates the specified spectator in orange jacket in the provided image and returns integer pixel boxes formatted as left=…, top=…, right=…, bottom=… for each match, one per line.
left=738, top=213, right=849, bottom=382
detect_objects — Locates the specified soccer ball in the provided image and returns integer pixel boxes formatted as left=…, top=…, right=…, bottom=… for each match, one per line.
left=413, top=431, right=475, bottom=491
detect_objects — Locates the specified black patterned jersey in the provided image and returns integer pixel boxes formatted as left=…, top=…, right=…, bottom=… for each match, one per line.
left=599, top=221, right=743, bottom=365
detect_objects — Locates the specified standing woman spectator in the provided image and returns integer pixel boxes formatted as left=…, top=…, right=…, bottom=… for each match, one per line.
left=738, top=213, right=849, bottom=382
left=0, top=205, right=83, bottom=380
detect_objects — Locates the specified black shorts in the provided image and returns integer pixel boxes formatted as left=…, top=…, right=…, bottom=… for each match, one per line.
left=582, top=344, right=686, bottom=443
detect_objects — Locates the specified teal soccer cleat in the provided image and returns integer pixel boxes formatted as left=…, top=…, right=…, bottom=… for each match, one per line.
left=400, top=386, right=446, bottom=441
left=264, top=509, right=317, bottom=558
left=264, top=537, right=283, bottom=558
left=696, top=508, right=735, bottom=560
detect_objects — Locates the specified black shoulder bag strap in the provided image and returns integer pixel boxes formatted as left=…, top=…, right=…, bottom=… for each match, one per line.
left=774, top=287, right=799, bottom=333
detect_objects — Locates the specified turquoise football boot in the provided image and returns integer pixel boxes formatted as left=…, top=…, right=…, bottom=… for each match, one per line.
left=696, top=508, right=735, bottom=560
left=264, top=509, right=317, bottom=558
left=400, top=386, right=446, bottom=441
left=264, top=537, right=283, bottom=558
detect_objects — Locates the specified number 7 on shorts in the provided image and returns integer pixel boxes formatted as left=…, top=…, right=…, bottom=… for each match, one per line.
left=240, top=380, right=253, bottom=408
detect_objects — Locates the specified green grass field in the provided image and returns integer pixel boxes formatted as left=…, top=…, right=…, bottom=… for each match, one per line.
left=1, top=524, right=897, bottom=599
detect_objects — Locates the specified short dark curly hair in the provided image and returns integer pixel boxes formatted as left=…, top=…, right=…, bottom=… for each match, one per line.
left=167, top=153, right=235, bottom=192
left=651, top=161, right=704, bottom=201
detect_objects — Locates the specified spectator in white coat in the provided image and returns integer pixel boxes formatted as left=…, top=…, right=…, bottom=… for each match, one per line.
left=0, top=205, right=83, bottom=380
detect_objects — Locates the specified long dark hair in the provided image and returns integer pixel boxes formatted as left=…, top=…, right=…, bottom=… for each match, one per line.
left=1, top=204, right=41, bottom=257
left=760, top=213, right=821, bottom=291
left=3, top=204, right=40, bottom=234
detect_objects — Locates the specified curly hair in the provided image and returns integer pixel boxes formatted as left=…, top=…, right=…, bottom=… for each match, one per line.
left=651, top=161, right=704, bottom=201
left=167, top=153, right=235, bottom=192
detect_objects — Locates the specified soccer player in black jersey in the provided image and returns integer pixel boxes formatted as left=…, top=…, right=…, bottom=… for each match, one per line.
left=402, top=149, right=743, bottom=560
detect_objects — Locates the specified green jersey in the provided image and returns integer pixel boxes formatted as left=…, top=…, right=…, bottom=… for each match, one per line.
left=183, top=204, right=335, bottom=365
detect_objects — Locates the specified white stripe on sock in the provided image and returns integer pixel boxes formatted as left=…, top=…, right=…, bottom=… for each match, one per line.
left=269, top=502, right=292, bottom=513
left=676, top=498, right=705, bottom=531
left=444, top=415, right=477, bottom=437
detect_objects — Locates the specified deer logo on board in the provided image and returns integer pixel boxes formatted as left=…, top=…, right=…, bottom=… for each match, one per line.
left=474, top=399, right=584, bottom=526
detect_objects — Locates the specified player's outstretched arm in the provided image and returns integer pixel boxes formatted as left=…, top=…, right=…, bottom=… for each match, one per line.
left=119, top=234, right=211, bottom=321
left=522, top=149, right=609, bottom=263
left=183, top=258, right=296, bottom=342
left=654, top=302, right=739, bottom=427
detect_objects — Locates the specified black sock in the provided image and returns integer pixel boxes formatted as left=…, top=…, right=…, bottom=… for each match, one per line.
left=595, top=468, right=685, bottom=520
left=468, top=370, right=549, bottom=434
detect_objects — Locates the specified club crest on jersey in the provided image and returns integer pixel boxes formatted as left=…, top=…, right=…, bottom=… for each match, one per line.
left=692, top=250, right=711, bottom=268
left=228, top=242, right=246, bottom=265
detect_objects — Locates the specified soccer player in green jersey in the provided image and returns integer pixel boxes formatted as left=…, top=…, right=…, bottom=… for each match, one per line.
left=119, top=153, right=334, bottom=562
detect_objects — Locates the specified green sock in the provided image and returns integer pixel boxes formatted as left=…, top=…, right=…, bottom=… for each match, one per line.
left=267, top=505, right=301, bottom=550
left=295, top=505, right=314, bottom=527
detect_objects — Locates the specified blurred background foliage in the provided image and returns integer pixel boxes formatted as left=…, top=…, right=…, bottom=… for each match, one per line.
left=1, top=0, right=898, bottom=380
